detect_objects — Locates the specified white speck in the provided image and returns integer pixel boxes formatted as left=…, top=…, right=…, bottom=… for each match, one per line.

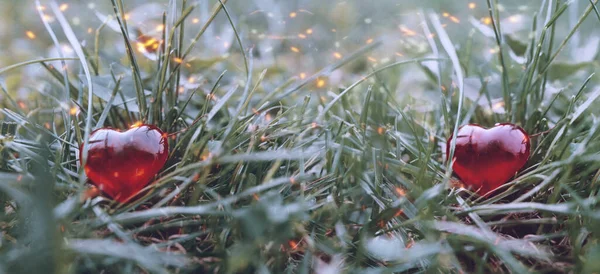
left=364, top=18, right=372, bottom=24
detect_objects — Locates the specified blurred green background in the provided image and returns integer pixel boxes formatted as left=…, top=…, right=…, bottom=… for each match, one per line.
left=2, top=0, right=597, bottom=106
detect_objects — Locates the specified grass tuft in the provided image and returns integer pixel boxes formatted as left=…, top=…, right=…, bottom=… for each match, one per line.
left=1, top=0, right=600, bottom=273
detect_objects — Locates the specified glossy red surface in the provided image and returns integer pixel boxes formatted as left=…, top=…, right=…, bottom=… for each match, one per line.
left=80, top=125, right=168, bottom=202
left=446, top=123, right=530, bottom=195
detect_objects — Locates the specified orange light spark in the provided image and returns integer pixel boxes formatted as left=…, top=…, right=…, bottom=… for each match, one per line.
left=442, top=12, right=449, bottom=17
left=289, top=12, right=297, bottom=18
left=395, top=187, right=406, bottom=197
left=333, top=52, right=342, bottom=59
left=136, top=43, right=146, bottom=53
left=482, top=17, right=492, bottom=25
left=26, top=31, right=36, bottom=39
left=59, top=3, right=68, bottom=11
left=290, top=46, right=300, bottom=53
left=43, top=14, right=55, bottom=22
left=468, top=3, right=476, bottom=9
left=399, top=25, right=416, bottom=36
left=192, top=18, right=200, bottom=24
left=316, top=79, right=325, bottom=88
left=289, top=240, right=299, bottom=249
left=173, top=57, right=183, bottom=63
left=156, top=24, right=165, bottom=32
left=305, top=28, right=313, bottom=34
left=298, top=33, right=306, bottom=39
left=366, top=38, right=373, bottom=44
left=69, top=106, right=79, bottom=115
left=299, top=73, right=306, bottom=79
left=449, top=16, right=460, bottom=23
left=130, top=121, right=143, bottom=128
left=377, top=127, right=385, bottom=135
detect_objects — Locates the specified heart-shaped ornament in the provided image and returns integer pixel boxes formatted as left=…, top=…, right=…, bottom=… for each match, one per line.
left=80, top=124, right=169, bottom=202
left=446, top=123, right=530, bottom=195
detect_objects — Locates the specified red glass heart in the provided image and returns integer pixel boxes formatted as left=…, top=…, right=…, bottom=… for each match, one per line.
left=446, top=123, right=530, bottom=195
left=80, top=124, right=168, bottom=202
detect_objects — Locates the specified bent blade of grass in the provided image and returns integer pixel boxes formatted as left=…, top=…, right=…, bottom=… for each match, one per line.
left=514, top=169, right=561, bottom=202
left=0, top=84, right=25, bottom=116
left=0, top=57, right=78, bottom=76
left=50, top=1, right=94, bottom=185
left=94, top=77, right=122, bottom=130
left=535, top=0, right=599, bottom=86
left=109, top=0, right=146, bottom=119
left=106, top=176, right=297, bottom=225
left=206, top=84, right=239, bottom=123
left=218, top=149, right=322, bottom=163
left=591, top=0, right=600, bottom=21
left=35, top=0, right=70, bottom=106
left=218, top=0, right=249, bottom=77
left=318, top=58, right=444, bottom=121
left=92, top=205, right=133, bottom=242
left=570, top=87, right=600, bottom=125
left=170, top=70, right=226, bottom=130
left=458, top=198, right=597, bottom=217
left=431, top=221, right=550, bottom=260
left=66, top=239, right=189, bottom=273
left=429, top=12, right=465, bottom=181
